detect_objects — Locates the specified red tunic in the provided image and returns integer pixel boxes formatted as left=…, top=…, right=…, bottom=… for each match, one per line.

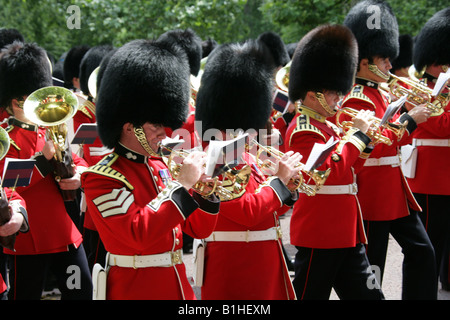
left=285, top=106, right=369, bottom=249
left=406, top=79, right=450, bottom=195
left=1, top=118, right=86, bottom=255
left=340, top=78, right=421, bottom=221
left=81, top=144, right=219, bottom=300
left=201, top=152, right=296, bottom=300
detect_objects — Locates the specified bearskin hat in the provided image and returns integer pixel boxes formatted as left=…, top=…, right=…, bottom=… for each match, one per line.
left=95, top=39, right=191, bottom=149
left=63, top=44, right=91, bottom=89
left=157, top=28, right=202, bottom=76
left=391, top=34, right=414, bottom=72
left=413, top=7, right=450, bottom=72
left=79, top=45, right=115, bottom=97
left=195, top=40, right=274, bottom=137
left=0, top=28, right=24, bottom=49
left=343, top=0, right=399, bottom=62
left=288, top=24, right=358, bottom=102
left=257, top=31, right=290, bottom=69
left=0, top=42, right=52, bottom=108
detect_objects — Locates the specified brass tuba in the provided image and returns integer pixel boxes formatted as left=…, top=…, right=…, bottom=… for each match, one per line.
left=251, top=140, right=330, bottom=196
left=387, top=72, right=446, bottom=117
left=23, top=86, right=79, bottom=201
left=335, top=107, right=408, bottom=146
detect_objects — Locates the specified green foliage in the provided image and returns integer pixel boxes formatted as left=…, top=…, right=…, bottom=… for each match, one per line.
left=0, top=0, right=447, bottom=60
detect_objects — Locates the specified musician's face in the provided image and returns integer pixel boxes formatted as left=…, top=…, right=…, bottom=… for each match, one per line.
left=142, top=123, right=167, bottom=152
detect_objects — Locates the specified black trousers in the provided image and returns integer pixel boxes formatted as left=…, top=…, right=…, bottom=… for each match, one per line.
left=414, top=193, right=450, bottom=289
left=7, top=244, right=92, bottom=300
left=364, top=211, right=437, bottom=300
left=292, top=243, right=384, bottom=300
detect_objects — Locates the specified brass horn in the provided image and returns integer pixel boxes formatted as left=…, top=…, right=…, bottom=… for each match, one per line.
left=160, top=145, right=250, bottom=201
left=335, top=107, right=408, bottom=146
left=275, top=61, right=291, bottom=92
left=23, top=86, right=79, bottom=201
left=0, top=127, right=10, bottom=161
left=251, top=139, right=330, bottom=196
left=387, top=72, right=446, bottom=117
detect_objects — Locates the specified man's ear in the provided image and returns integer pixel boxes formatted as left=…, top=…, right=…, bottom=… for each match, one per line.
left=360, top=58, right=369, bottom=69
left=122, top=123, right=134, bottom=135
left=72, top=77, right=80, bottom=90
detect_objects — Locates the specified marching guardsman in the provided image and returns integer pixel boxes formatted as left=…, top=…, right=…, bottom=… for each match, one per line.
left=0, top=189, right=28, bottom=300
left=285, top=23, right=383, bottom=300
left=158, top=29, right=204, bottom=150
left=74, top=45, right=116, bottom=271
left=406, top=7, right=450, bottom=292
left=63, top=45, right=90, bottom=91
left=342, top=0, right=436, bottom=299
left=81, top=38, right=220, bottom=300
left=0, top=41, right=92, bottom=299
left=195, top=39, right=301, bottom=300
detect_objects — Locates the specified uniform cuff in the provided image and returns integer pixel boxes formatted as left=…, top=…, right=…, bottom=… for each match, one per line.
left=399, top=113, right=417, bottom=134
left=192, top=192, right=220, bottom=215
left=33, top=153, right=53, bottom=177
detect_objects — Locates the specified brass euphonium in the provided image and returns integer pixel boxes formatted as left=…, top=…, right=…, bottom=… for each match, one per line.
left=387, top=71, right=446, bottom=117
left=275, top=61, right=291, bottom=92
left=23, top=86, right=79, bottom=201
left=251, top=140, right=330, bottom=196
left=160, top=145, right=250, bottom=201
left=335, top=107, right=408, bottom=146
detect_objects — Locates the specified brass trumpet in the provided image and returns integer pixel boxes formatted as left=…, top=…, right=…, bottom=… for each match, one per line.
left=23, top=86, right=79, bottom=201
left=160, top=145, right=250, bottom=201
left=335, top=107, right=409, bottom=146
left=387, top=72, right=447, bottom=117
left=251, top=140, right=330, bottom=196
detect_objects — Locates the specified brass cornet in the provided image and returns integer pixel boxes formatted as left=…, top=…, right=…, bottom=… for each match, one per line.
left=251, top=140, right=330, bottom=196
left=275, top=61, right=291, bottom=92
left=335, top=107, right=407, bottom=146
left=386, top=72, right=447, bottom=117
left=160, top=145, right=250, bottom=201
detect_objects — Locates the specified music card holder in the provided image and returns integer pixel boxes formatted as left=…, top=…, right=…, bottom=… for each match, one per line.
left=205, top=133, right=249, bottom=178
left=303, top=137, right=339, bottom=172
left=380, top=96, right=407, bottom=127
left=272, top=89, right=291, bottom=114
left=71, top=123, right=99, bottom=145
left=1, top=158, right=36, bottom=189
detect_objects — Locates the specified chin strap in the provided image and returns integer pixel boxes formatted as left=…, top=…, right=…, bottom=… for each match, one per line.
left=315, top=92, right=337, bottom=116
left=133, top=126, right=160, bottom=157
left=368, top=64, right=390, bottom=81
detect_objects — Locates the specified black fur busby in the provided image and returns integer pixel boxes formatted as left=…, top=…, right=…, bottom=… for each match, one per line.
left=288, top=24, right=358, bottom=102
left=257, top=31, right=290, bottom=69
left=0, top=28, right=24, bottom=49
left=79, top=45, right=115, bottom=97
left=413, top=7, right=450, bottom=72
left=95, top=39, right=191, bottom=148
left=195, top=40, right=274, bottom=137
left=343, top=0, right=399, bottom=61
left=63, top=44, right=91, bottom=89
left=201, top=38, right=218, bottom=58
left=391, top=34, right=414, bottom=72
left=157, top=28, right=202, bottom=76
left=0, top=42, right=52, bottom=108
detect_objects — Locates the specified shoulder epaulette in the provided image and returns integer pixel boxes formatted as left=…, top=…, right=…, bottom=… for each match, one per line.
left=289, top=114, right=326, bottom=146
left=78, top=100, right=95, bottom=119
left=5, top=125, right=20, bottom=151
left=342, top=85, right=376, bottom=109
left=83, top=153, right=134, bottom=190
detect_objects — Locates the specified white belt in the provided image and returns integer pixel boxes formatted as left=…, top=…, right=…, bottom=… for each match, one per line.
left=313, top=183, right=358, bottom=195
left=414, top=138, right=450, bottom=147
left=364, top=155, right=400, bottom=167
left=205, top=227, right=282, bottom=243
left=108, top=249, right=183, bottom=269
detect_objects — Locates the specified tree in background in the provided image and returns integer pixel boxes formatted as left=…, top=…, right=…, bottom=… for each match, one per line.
left=0, top=0, right=448, bottom=62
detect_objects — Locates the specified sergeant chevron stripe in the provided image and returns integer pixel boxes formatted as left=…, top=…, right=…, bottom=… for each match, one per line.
left=93, top=187, right=134, bottom=218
